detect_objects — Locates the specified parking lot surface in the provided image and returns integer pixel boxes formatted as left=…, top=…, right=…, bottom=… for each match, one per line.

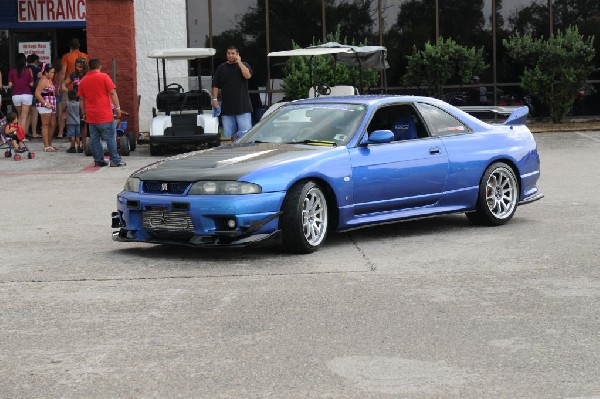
left=1, top=133, right=599, bottom=398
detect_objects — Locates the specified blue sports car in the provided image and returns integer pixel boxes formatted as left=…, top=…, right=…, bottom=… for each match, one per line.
left=112, top=95, right=543, bottom=253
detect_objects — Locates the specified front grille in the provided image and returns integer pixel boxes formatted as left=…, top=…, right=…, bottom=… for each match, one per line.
left=142, top=210, right=194, bottom=233
left=143, top=181, right=191, bottom=194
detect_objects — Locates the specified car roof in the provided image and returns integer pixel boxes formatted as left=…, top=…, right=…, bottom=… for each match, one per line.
left=291, top=95, right=443, bottom=107
left=289, top=95, right=491, bottom=130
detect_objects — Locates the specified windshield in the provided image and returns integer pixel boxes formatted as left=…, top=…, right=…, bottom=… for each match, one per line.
left=237, top=103, right=367, bottom=146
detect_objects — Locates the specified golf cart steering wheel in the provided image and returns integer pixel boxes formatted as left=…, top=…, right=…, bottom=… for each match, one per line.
left=165, top=83, right=185, bottom=93
left=313, top=83, right=331, bottom=97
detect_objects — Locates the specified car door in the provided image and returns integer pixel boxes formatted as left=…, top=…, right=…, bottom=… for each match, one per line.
left=348, top=104, right=449, bottom=215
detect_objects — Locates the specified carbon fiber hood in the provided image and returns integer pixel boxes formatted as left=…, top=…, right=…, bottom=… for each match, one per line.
left=133, top=143, right=330, bottom=181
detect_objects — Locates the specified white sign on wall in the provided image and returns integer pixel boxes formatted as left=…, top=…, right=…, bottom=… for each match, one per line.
left=17, top=0, right=87, bottom=23
left=18, top=42, right=52, bottom=65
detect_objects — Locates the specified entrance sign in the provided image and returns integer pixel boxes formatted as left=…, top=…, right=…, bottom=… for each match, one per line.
left=18, top=42, right=52, bottom=64
left=17, top=0, right=87, bottom=23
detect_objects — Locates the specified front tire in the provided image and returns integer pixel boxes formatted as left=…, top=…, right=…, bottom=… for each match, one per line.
left=467, top=162, right=519, bottom=226
left=281, top=180, right=329, bottom=254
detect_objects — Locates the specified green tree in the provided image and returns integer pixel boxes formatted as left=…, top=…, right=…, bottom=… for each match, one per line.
left=281, top=28, right=380, bottom=100
left=403, top=37, right=488, bottom=99
left=385, top=0, right=487, bottom=85
left=504, top=26, right=596, bottom=122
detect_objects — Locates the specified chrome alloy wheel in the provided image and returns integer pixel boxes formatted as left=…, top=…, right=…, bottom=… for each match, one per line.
left=301, top=187, right=328, bottom=246
left=485, top=167, right=518, bottom=219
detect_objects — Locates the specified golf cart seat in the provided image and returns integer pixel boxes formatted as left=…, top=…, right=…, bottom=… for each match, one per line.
left=156, top=88, right=212, bottom=114
left=156, top=89, right=184, bottom=114
left=308, top=85, right=357, bottom=98
left=330, top=85, right=358, bottom=96
left=180, top=89, right=212, bottom=111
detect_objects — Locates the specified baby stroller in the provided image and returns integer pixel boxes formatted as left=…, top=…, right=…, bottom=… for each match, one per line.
left=0, top=112, right=35, bottom=161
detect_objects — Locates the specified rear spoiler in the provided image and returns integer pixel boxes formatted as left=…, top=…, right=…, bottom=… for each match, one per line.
left=459, top=105, right=530, bottom=126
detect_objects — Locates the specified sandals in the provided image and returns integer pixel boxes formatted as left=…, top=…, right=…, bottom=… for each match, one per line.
left=44, top=146, right=59, bottom=152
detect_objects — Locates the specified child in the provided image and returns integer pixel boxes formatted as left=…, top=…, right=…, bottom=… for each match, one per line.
left=65, top=89, right=82, bottom=153
left=3, top=112, right=27, bottom=152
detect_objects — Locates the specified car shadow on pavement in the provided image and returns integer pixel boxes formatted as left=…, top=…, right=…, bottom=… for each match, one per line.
left=109, top=215, right=474, bottom=260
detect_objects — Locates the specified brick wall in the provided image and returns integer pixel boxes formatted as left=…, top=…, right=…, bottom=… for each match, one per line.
left=86, top=0, right=138, bottom=139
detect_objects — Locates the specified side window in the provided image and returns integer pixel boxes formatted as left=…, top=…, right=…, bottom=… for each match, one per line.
left=415, top=102, right=469, bottom=137
left=366, top=104, right=426, bottom=141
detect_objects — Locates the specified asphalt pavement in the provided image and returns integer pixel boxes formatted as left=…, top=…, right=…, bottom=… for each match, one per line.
left=0, top=133, right=599, bottom=398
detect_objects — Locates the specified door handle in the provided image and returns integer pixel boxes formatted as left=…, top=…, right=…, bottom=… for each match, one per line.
left=429, top=146, right=442, bottom=154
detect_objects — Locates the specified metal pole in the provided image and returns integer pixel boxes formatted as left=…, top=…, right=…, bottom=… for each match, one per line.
left=435, top=0, right=439, bottom=40
left=321, top=0, right=327, bottom=42
left=208, top=0, right=214, bottom=73
left=548, top=0, right=553, bottom=38
left=266, top=0, right=272, bottom=106
left=378, top=0, right=383, bottom=45
left=378, top=0, right=384, bottom=92
left=492, top=0, right=497, bottom=105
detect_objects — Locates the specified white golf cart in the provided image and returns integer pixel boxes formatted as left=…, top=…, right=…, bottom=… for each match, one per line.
left=261, top=42, right=389, bottom=119
left=147, top=48, right=220, bottom=155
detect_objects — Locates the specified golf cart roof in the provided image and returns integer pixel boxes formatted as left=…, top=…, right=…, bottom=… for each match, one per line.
left=148, top=48, right=216, bottom=60
left=268, top=42, right=388, bottom=70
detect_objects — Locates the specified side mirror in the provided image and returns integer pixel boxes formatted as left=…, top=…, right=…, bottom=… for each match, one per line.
left=361, top=129, right=394, bottom=145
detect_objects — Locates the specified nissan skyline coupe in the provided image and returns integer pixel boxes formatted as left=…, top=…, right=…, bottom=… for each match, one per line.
left=112, top=95, right=543, bottom=253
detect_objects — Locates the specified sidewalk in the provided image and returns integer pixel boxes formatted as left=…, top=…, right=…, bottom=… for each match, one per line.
left=0, top=139, right=149, bottom=175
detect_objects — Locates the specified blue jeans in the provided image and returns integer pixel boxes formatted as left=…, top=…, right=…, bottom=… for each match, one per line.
left=221, top=113, right=252, bottom=138
left=89, top=121, right=121, bottom=164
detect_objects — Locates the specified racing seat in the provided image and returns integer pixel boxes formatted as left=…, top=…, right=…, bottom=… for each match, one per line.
left=390, top=117, right=417, bottom=141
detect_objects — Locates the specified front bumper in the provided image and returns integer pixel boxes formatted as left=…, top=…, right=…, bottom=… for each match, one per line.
left=518, top=192, right=544, bottom=205
left=112, top=190, right=285, bottom=248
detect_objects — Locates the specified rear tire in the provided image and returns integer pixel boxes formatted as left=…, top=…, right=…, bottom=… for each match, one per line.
left=281, top=180, right=329, bottom=254
left=128, top=133, right=137, bottom=151
left=84, top=142, right=92, bottom=156
left=119, top=135, right=131, bottom=156
left=466, top=162, right=519, bottom=226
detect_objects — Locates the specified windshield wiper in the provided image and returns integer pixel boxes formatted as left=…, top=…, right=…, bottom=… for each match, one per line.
left=285, top=140, right=337, bottom=146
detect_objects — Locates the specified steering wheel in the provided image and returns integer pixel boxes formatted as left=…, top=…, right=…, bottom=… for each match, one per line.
left=313, top=83, right=331, bottom=97
left=165, top=83, right=184, bottom=93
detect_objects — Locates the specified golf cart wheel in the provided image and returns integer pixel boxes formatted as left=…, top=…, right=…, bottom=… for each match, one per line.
left=84, top=142, right=92, bottom=156
left=28, top=152, right=35, bottom=159
left=119, top=135, right=131, bottom=156
left=150, top=144, right=164, bottom=156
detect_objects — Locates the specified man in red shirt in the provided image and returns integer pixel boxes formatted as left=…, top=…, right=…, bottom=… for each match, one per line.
left=78, top=58, right=125, bottom=167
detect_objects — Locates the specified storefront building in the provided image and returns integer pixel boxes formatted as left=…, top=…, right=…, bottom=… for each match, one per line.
left=2, top=0, right=599, bottom=136
left=1, top=0, right=142, bottom=134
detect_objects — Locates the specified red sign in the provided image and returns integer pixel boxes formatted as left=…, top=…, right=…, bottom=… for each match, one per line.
left=18, top=0, right=87, bottom=23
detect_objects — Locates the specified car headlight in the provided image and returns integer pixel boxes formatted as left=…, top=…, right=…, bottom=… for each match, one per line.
left=124, top=177, right=141, bottom=193
left=188, top=181, right=262, bottom=195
